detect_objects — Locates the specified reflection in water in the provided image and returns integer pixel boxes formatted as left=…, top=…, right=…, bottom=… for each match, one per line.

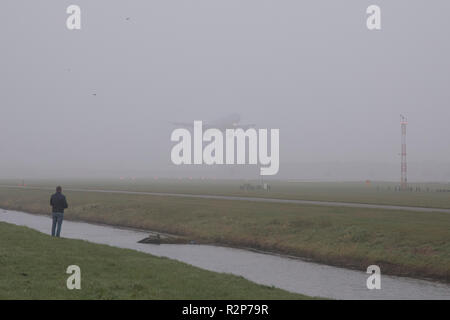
left=1, top=210, right=449, bottom=300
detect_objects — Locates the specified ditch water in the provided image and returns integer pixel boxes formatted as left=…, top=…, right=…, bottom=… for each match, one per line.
left=1, top=209, right=449, bottom=300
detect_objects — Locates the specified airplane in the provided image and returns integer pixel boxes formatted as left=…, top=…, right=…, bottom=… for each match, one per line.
left=170, top=113, right=255, bottom=131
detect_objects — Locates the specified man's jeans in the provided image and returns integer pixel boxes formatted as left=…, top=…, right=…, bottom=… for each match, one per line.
left=51, top=212, right=64, bottom=237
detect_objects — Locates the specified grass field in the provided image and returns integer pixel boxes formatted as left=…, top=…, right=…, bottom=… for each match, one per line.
left=2, top=178, right=450, bottom=209
left=0, top=222, right=312, bottom=299
left=0, top=186, right=449, bottom=282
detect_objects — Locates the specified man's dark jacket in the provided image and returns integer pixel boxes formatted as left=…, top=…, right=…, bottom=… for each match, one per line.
left=50, top=192, right=68, bottom=213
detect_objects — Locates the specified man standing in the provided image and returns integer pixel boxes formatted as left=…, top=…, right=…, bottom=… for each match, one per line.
left=50, top=186, right=68, bottom=237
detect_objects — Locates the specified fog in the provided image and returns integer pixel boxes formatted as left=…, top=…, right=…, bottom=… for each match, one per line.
left=1, top=1, right=449, bottom=181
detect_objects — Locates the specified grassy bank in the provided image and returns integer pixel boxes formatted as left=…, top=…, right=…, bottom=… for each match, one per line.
left=0, top=187, right=449, bottom=282
left=0, top=222, right=311, bottom=299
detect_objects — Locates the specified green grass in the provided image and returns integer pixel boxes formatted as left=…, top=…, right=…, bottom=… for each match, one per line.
left=2, top=178, right=450, bottom=208
left=0, top=222, right=312, bottom=299
left=0, top=187, right=449, bottom=282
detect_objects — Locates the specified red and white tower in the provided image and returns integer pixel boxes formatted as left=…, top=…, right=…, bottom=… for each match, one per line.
left=400, top=115, right=408, bottom=190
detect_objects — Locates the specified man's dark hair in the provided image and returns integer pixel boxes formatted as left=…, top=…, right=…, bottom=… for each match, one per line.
left=56, top=186, right=62, bottom=193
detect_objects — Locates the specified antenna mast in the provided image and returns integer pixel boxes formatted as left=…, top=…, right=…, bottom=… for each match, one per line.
left=400, top=115, right=408, bottom=190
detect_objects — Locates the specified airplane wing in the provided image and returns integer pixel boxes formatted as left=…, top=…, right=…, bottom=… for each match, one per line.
left=237, top=123, right=256, bottom=130
left=169, top=118, right=255, bottom=130
left=169, top=121, right=214, bottom=129
left=169, top=121, right=194, bottom=128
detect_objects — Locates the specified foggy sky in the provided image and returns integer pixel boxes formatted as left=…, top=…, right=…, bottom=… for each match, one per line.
left=1, top=1, right=449, bottom=181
